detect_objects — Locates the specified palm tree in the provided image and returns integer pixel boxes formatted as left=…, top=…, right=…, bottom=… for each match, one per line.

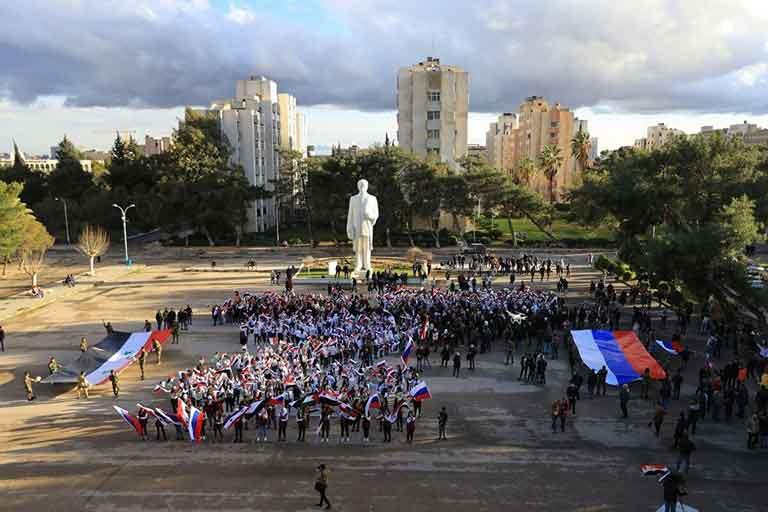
left=539, top=144, right=564, bottom=203
left=514, top=157, right=536, bottom=186
left=570, top=128, right=592, bottom=173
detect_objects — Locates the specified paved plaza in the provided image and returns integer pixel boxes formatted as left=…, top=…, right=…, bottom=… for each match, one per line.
left=0, top=247, right=765, bottom=512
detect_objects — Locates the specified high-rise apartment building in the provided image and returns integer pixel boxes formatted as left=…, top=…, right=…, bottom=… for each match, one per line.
left=397, top=57, right=469, bottom=165
left=485, top=112, right=519, bottom=172
left=634, top=123, right=685, bottom=151
left=485, top=97, right=587, bottom=200
left=277, top=93, right=306, bottom=156
left=143, top=134, right=173, bottom=156
left=199, top=76, right=281, bottom=233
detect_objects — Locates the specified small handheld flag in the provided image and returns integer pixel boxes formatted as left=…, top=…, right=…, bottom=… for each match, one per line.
left=113, top=405, right=143, bottom=436
left=409, top=381, right=432, bottom=401
left=401, top=338, right=414, bottom=367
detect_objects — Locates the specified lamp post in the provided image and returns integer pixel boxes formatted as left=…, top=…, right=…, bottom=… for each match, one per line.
left=112, top=203, right=135, bottom=264
left=55, top=197, right=70, bottom=245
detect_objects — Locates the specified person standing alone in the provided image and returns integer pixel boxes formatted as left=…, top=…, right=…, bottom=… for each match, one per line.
left=314, top=464, right=331, bottom=509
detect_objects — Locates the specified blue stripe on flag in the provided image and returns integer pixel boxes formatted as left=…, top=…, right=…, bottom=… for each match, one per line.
left=592, top=330, right=641, bottom=385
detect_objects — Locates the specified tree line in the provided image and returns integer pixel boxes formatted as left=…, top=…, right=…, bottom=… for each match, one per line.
left=569, top=132, right=768, bottom=317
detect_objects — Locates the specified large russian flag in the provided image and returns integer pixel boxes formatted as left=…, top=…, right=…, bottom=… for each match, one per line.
left=570, top=330, right=666, bottom=386
left=409, top=381, right=432, bottom=401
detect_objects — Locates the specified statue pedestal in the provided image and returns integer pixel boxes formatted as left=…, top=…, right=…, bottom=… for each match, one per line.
left=351, top=270, right=369, bottom=280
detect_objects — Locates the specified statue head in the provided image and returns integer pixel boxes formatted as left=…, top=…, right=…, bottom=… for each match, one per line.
left=357, top=179, right=369, bottom=194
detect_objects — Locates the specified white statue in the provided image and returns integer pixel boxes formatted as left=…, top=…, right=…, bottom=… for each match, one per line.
left=346, top=179, right=379, bottom=273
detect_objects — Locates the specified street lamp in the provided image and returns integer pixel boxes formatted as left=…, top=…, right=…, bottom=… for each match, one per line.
left=112, top=203, right=135, bottom=264
left=54, top=197, right=70, bottom=245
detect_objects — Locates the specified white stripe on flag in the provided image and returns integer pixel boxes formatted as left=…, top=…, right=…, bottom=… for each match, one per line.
left=570, top=330, right=619, bottom=386
left=85, top=332, right=152, bottom=385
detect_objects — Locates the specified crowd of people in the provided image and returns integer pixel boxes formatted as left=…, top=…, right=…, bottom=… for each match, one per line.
left=115, top=285, right=562, bottom=445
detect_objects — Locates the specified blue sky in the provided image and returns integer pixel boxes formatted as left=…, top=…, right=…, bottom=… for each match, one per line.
left=1, top=0, right=768, bottom=156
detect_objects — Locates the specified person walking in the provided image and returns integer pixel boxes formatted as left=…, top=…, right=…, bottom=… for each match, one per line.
left=0, top=324, right=5, bottom=352
left=452, top=351, right=461, bottom=378
left=648, top=402, right=666, bottom=438
left=619, top=384, right=630, bottom=419
left=314, top=464, right=331, bottom=509
left=76, top=371, right=89, bottom=399
left=437, top=406, right=448, bottom=440
left=747, top=413, right=760, bottom=449
left=153, top=338, right=162, bottom=365
left=79, top=336, right=88, bottom=353
left=109, top=369, right=120, bottom=397
left=137, top=348, right=147, bottom=380
left=662, top=471, right=685, bottom=512
left=676, top=433, right=696, bottom=474
left=23, top=371, right=38, bottom=401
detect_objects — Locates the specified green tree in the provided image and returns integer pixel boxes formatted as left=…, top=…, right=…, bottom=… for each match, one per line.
left=0, top=150, right=48, bottom=206
left=539, top=144, right=564, bottom=203
left=48, top=136, right=94, bottom=200
left=308, top=154, right=360, bottom=243
left=513, top=157, right=536, bottom=187
left=719, top=195, right=761, bottom=258
left=0, top=182, right=30, bottom=276
left=570, top=128, right=592, bottom=173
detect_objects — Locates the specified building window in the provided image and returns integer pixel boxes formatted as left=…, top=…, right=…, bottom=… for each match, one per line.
left=428, top=91, right=441, bottom=102
left=427, top=129, right=440, bottom=139
left=427, top=111, right=440, bottom=120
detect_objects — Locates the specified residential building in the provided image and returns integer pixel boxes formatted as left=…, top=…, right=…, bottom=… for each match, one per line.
left=1, top=143, right=94, bottom=173
left=589, top=137, right=599, bottom=161
left=143, top=135, right=173, bottom=156
left=277, top=94, right=307, bottom=156
left=633, top=123, right=685, bottom=151
left=198, top=76, right=282, bottom=233
left=485, top=112, right=519, bottom=172
left=484, top=97, right=587, bottom=200
left=699, top=121, right=768, bottom=146
left=397, top=57, right=469, bottom=166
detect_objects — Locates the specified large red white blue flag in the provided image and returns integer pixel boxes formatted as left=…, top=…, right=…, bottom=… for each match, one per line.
left=570, top=330, right=666, bottom=386
left=364, top=393, right=381, bottom=418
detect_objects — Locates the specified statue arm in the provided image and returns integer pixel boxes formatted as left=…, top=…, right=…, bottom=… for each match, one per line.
left=347, top=198, right=355, bottom=240
left=366, top=197, right=379, bottom=224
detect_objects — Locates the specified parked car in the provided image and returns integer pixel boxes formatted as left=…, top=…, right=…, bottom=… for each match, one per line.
left=460, top=242, right=487, bottom=255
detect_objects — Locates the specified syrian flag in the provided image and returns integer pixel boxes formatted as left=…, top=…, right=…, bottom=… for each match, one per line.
left=223, top=406, right=248, bottom=431
left=641, top=464, right=669, bottom=476
left=154, top=408, right=180, bottom=426
left=290, top=392, right=317, bottom=409
left=409, top=381, right=432, bottom=401
left=187, top=406, right=205, bottom=443
left=364, top=393, right=381, bottom=418
left=113, top=405, right=143, bottom=436
left=338, top=402, right=359, bottom=418
left=245, top=399, right=266, bottom=416
left=401, top=338, right=414, bottom=367
left=655, top=340, right=683, bottom=355
left=318, top=391, right=341, bottom=407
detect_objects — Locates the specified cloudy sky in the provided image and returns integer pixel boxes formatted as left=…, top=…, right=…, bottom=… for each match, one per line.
left=1, top=0, right=768, bottom=156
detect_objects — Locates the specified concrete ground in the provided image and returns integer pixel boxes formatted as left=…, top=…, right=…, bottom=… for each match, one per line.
left=0, top=247, right=765, bottom=512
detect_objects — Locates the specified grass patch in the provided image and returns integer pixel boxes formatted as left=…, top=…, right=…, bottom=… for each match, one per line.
left=490, top=213, right=615, bottom=244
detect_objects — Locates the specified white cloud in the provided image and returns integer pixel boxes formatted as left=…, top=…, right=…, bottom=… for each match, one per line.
left=226, top=4, right=256, bottom=25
